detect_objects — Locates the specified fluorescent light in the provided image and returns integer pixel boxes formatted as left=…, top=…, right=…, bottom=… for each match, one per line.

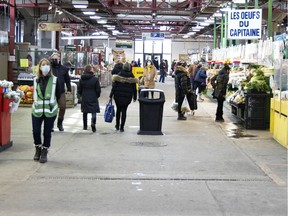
left=97, top=20, right=107, bottom=24
left=160, top=26, right=166, bottom=31
left=83, top=11, right=96, bottom=15
left=205, top=19, right=215, bottom=23
left=73, top=5, right=88, bottom=8
left=72, top=0, right=88, bottom=4
left=90, top=15, right=101, bottom=19
left=92, top=32, right=100, bottom=35
left=213, top=12, right=223, bottom=17
left=200, top=22, right=210, bottom=26
left=182, top=35, right=189, bottom=38
left=187, top=32, right=195, bottom=35
left=61, top=36, right=109, bottom=40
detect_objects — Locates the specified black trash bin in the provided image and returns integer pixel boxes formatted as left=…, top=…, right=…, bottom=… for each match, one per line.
left=138, top=89, right=165, bottom=135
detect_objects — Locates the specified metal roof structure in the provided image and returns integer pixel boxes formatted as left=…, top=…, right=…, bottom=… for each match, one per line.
left=2, top=0, right=288, bottom=40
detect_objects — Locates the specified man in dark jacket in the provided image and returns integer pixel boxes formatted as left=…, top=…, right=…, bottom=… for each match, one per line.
left=110, top=62, right=138, bottom=132
left=50, top=52, right=72, bottom=131
left=174, top=62, right=192, bottom=120
left=78, top=65, right=101, bottom=132
left=159, top=59, right=167, bottom=83
left=211, top=63, right=230, bottom=122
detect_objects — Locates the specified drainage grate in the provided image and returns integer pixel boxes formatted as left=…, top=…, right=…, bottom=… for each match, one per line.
left=131, top=141, right=167, bottom=147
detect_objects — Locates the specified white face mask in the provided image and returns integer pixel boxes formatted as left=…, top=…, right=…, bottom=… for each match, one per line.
left=147, top=62, right=151, bottom=66
left=41, top=65, right=50, bottom=75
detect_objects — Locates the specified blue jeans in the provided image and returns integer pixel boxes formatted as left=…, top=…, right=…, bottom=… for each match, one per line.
left=32, top=115, right=56, bottom=148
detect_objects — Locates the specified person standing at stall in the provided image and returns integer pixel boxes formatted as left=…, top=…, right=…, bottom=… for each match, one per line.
left=32, top=58, right=61, bottom=163
left=110, top=62, right=138, bottom=132
left=50, top=52, right=72, bottom=132
left=159, top=59, right=167, bottom=83
left=78, top=65, right=101, bottom=132
left=210, top=61, right=230, bottom=122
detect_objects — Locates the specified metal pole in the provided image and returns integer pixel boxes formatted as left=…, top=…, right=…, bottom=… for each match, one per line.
left=221, top=13, right=224, bottom=48
left=214, top=17, right=217, bottom=49
left=268, top=0, right=273, bottom=38
left=8, top=0, right=15, bottom=82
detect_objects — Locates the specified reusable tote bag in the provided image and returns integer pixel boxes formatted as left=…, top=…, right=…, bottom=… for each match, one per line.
left=104, top=99, right=115, bottom=123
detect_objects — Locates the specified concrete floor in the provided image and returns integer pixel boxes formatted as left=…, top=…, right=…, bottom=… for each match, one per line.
left=0, top=76, right=287, bottom=216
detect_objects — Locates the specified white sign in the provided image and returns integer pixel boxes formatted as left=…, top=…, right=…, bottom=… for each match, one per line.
left=227, top=9, right=262, bottom=40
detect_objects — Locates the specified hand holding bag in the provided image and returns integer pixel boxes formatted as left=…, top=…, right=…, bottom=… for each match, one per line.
left=104, top=99, right=115, bottom=123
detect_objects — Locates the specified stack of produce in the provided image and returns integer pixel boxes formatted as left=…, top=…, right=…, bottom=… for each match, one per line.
left=17, top=85, right=34, bottom=104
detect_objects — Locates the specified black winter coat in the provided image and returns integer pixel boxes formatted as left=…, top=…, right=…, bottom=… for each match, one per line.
left=51, top=64, right=71, bottom=94
left=174, top=66, right=192, bottom=102
left=78, top=73, right=101, bottom=113
left=110, top=70, right=138, bottom=107
left=111, top=63, right=123, bottom=75
left=211, top=67, right=229, bottom=99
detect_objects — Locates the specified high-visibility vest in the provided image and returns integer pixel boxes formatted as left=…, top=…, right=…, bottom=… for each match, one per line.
left=32, top=76, right=58, bottom=118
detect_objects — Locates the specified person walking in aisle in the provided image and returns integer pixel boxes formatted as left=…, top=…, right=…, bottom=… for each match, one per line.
left=50, top=52, right=72, bottom=132
left=110, top=62, right=138, bottom=132
left=210, top=61, right=231, bottom=122
left=194, top=66, right=207, bottom=101
left=159, top=59, right=167, bottom=83
left=111, top=60, right=123, bottom=75
left=32, top=58, right=61, bottom=163
left=174, top=61, right=192, bottom=120
left=78, top=65, right=101, bottom=132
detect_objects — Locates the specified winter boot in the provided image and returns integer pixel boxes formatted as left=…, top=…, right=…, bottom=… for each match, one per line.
left=83, top=115, right=87, bottom=130
left=91, top=117, right=96, bottom=133
left=39, top=147, right=48, bottom=163
left=33, top=145, right=42, bottom=161
left=120, top=125, right=124, bottom=132
left=177, top=112, right=187, bottom=120
left=57, top=118, right=64, bottom=131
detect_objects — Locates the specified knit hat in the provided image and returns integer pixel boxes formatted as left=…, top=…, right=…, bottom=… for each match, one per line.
left=123, top=62, right=131, bottom=71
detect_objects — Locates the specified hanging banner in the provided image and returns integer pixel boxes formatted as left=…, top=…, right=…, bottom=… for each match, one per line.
left=227, top=9, right=262, bottom=40
left=116, top=39, right=133, bottom=48
left=38, top=22, right=62, bottom=31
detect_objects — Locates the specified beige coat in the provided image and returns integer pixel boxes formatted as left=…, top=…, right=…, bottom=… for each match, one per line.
left=142, top=65, right=157, bottom=89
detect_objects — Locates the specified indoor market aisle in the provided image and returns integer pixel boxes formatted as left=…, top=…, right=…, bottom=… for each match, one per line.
left=0, top=76, right=287, bottom=216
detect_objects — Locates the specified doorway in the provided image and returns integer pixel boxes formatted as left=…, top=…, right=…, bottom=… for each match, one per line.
left=143, top=53, right=162, bottom=69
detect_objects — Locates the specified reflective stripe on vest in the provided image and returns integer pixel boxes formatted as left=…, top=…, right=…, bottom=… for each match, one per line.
left=32, top=76, right=58, bottom=118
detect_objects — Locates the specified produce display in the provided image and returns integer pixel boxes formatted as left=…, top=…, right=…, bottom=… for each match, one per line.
left=17, top=85, right=34, bottom=104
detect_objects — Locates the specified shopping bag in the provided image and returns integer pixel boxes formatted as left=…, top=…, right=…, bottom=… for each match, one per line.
left=104, top=99, right=115, bottom=123
left=171, top=100, right=178, bottom=112
left=181, top=96, right=190, bottom=113
left=187, top=92, right=198, bottom=110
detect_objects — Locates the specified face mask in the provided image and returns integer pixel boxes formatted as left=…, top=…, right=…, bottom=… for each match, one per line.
left=51, top=59, right=58, bottom=66
left=147, top=62, right=151, bottom=66
left=41, top=65, right=50, bottom=75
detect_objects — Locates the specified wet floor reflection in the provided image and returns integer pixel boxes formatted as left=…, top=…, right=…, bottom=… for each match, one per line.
left=224, top=122, right=257, bottom=139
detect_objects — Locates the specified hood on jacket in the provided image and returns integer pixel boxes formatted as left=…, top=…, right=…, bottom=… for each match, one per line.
left=175, top=66, right=187, bottom=74
left=81, top=73, right=94, bottom=80
left=112, top=74, right=138, bottom=84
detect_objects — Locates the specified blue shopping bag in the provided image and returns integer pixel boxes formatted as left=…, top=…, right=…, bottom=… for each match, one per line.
left=104, top=99, right=115, bottom=123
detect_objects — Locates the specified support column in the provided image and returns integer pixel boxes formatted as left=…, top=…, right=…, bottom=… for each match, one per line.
left=214, top=17, right=217, bottom=49
left=51, top=31, right=56, bottom=50
left=220, top=13, right=224, bottom=48
left=8, top=0, right=15, bottom=82
left=267, top=0, right=273, bottom=38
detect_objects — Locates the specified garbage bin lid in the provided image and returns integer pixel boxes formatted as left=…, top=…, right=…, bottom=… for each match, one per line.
left=140, top=88, right=163, bottom=93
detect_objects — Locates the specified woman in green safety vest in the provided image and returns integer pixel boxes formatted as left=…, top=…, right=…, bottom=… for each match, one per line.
left=32, top=58, right=61, bottom=163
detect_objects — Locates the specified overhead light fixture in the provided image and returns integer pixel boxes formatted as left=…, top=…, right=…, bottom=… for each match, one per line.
left=97, top=20, right=107, bottom=24
left=152, top=12, right=156, bottom=16
left=160, top=26, right=166, bottom=31
left=90, top=15, right=101, bottom=19
left=72, top=0, right=88, bottom=4
left=200, top=22, right=210, bottom=26
left=152, top=23, right=155, bottom=26
left=61, top=35, right=109, bottom=40
left=73, top=5, right=88, bottom=8
left=182, top=35, right=189, bottom=39
left=83, top=11, right=96, bottom=15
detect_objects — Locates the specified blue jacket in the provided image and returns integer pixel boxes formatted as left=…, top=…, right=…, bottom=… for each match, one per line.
left=194, top=69, right=207, bottom=83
